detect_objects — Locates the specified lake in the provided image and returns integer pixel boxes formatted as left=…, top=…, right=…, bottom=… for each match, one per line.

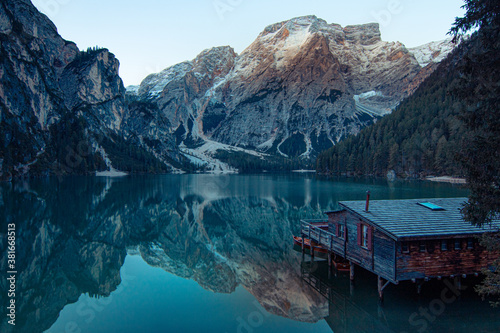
left=1, top=174, right=498, bottom=332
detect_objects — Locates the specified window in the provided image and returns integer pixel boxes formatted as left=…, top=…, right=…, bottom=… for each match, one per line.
left=362, top=225, right=368, bottom=248
left=427, top=241, right=435, bottom=253
left=357, top=223, right=372, bottom=250
left=338, top=224, right=345, bottom=239
left=417, top=202, right=445, bottom=211
left=454, top=239, right=461, bottom=250
left=419, top=242, right=426, bottom=252
left=441, top=240, right=448, bottom=251
left=402, top=242, right=409, bottom=253
left=467, top=238, right=474, bottom=250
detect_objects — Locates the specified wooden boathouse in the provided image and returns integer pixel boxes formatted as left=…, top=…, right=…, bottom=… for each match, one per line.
left=300, top=196, right=500, bottom=299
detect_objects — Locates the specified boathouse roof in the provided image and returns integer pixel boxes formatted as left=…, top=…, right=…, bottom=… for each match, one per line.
left=337, top=197, right=500, bottom=240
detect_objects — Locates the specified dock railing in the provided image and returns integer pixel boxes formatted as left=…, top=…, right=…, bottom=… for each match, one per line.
left=300, top=219, right=336, bottom=251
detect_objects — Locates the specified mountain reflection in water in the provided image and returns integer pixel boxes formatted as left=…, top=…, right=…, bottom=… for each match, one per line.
left=1, top=174, right=496, bottom=333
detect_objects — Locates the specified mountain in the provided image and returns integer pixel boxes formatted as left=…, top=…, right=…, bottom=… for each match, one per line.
left=129, top=16, right=456, bottom=170
left=0, top=2, right=456, bottom=178
left=123, top=46, right=240, bottom=172
left=409, top=38, right=456, bottom=67
left=0, top=0, right=181, bottom=180
left=315, top=35, right=473, bottom=177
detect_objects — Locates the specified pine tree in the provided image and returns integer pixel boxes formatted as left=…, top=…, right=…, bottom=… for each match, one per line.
left=450, top=0, right=500, bottom=306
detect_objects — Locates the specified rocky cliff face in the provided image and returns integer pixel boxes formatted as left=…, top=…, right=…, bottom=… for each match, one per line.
left=409, top=38, right=456, bottom=68
left=1, top=0, right=72, bottom=179
left=1, top=2, right=457, bottom=177
left=208, top=19, right=418, bottom=152
left=59, top=49, right=125, bottom=131
left=0, top=0, right=177, bottom=180
left=130, top=16, right=456, bottom=167
left=121, top=46, right=237, bottom=169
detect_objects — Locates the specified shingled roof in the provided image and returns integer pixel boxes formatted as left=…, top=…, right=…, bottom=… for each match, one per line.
left=338, top=197, right=500, bottom=240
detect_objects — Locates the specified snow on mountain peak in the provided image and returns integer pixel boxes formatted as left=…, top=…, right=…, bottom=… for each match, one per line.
left=408, top=38, right=456, bottom=67
left=261, top=15, right=320, bottom=36
left=125, top=85, right=139, bottom=95
left=138, top=46, right=236, bottom=98
left=234, top=16, right=321, bottom=75
left=139, top=61, right=193, bottom=97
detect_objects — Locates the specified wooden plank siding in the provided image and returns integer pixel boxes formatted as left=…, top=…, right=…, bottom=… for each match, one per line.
left=328, top=210, right=396, bottom=282
left=327, top=210, right=348, bottom=257
left=396, top=238, right=496, bottom=280
left=373, top=230, right=396, bottom=282
left=342, top=211, right=374, bottom=270
left=302, top=210, right=498, bottom=284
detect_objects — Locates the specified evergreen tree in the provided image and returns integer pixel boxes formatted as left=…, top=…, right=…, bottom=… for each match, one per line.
left=450, top=0, right=500, bottom=226
left=450, top=0, right=500, bottom=305
left=315, top=54, right=465, bottom=178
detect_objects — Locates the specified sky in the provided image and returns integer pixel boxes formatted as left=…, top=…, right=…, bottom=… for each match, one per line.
left=31, top=0, right=466, bottom=87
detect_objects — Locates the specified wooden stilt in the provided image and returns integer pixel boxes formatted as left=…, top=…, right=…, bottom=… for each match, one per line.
left=378, top=276, right=384, bottom=301
left=328, top=252, right=332, bottom=279
left=417, top=280, right=423, bottom=294
left=349, top=261, right=355, bottom=282
left=311, top=245, right=315, bottom=262
left=377, top=276, right=391, bottom=302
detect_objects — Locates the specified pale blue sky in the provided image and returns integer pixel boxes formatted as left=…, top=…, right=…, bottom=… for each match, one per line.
left=32, top=0, right=465, bottom=86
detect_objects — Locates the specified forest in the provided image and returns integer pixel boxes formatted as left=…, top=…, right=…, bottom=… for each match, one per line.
left=316, top=40, right=470, bottom=178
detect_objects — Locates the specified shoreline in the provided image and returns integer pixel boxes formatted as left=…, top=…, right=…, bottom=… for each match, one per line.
left=425, top=176, right=466, bottom=184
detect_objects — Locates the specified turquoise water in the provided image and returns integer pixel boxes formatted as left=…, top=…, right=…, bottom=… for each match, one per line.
left=1, top=174, right=497, bottom=332
left=47, top=255, right=331, bottom=333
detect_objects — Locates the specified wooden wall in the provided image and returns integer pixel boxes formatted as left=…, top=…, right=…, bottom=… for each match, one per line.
left=327, top=210, right=347, bottom=257
left=327, top=211, right=396, bottom=282
left=373, top=231, right=395, bottom=281
left=396, top=238, right=497, bottom=280
left=325, top=211, right=499, bottom=282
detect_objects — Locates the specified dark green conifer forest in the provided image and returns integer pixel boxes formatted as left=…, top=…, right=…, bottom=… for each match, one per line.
left=316, top=43, right=468, bottom=178
left=317, top=0, right=500, bottom=304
